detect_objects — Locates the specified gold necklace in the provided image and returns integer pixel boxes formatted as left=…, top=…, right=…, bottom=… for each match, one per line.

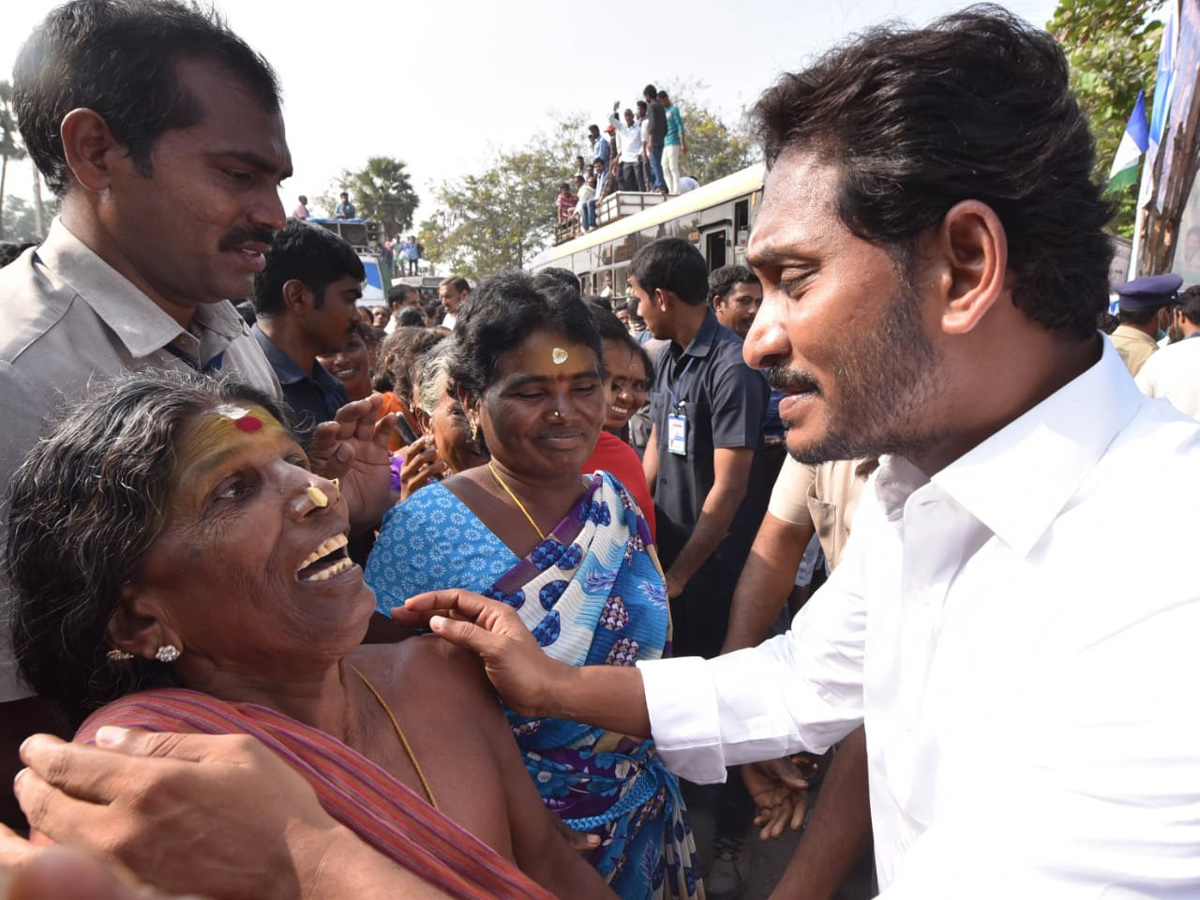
left=351, top=665, right=439, bottom=809
left=488, top=462, right=547, bottom=541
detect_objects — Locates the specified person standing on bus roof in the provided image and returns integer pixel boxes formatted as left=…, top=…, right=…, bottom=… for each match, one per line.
left=610, top=103, right=644, bottom=191
left=659, top=90, right=686, bottom=195
left=643, top=84, right=667, bottom=192
left=293, top=194, right=310, bottom=219
left=637, top=100, right=653, bottom=193
left=588, top=123, right=611, bottom=171
left=334, top=190, right=356, bottom=219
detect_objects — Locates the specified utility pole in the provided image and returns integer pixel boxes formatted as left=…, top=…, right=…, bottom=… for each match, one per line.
left=32, top=168, right=44, bottom=237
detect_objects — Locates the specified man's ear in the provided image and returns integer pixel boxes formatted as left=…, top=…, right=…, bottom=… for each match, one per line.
left=282, top=279, right=311, bottom=315
left=59, top=107, right=125, bottom=193
left=654, top=288, right=674, bottom=311
left=928, top=200, right=1009, bottom=336
left=107, top=582, right=177, bottom=661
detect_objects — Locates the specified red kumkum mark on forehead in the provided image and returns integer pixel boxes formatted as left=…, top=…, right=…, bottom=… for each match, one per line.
left=556, top=373, right=568, bottom=383
left=234, top=414, right=263, bottom=432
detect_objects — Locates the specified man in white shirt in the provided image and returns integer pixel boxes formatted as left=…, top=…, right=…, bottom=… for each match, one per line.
left=396, top=9, right=1200, bottom=897
left=1135, top=284, right=1200, bottom=418
left=609, top=104, right=644, bottom=192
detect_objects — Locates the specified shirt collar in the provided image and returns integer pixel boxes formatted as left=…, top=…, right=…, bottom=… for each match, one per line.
left=673, top=310, right=721, bottom=361
left=35, top=218, right=247, bottom=357
left=928, top=337, right=1144, bottom=556
left=252, top=324, right=313, bottom=386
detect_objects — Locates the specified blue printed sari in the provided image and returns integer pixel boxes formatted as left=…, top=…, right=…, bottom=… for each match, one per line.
left=368, top=471, right=703, bottom=899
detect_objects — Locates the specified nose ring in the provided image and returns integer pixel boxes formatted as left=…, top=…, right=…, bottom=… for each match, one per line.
left=551, top=410, right=562, bottom=420
left=306, top=485, right=329, bottom=508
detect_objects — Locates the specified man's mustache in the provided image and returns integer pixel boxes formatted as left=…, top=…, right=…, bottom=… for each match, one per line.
left=767, top=365, right=822, bottom=396
left=218, top=226, right=276, bottom=252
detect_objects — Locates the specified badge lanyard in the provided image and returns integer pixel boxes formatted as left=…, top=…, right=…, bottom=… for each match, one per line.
left=666, top=356, right=695, bottom=456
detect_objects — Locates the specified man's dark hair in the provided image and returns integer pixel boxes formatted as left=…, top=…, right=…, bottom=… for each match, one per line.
left=450, top=273, right=604, bottom=401
left=1180, top=285, right=1200, bottom=326
left=6, top=371, right=290, bottom=726
left=589, top=124, right=600, bottom=135
left=753, top=5, right=1112, bottom=340
left=396, top=307, right=425, bottom=328
left=708, top=264, right=761, bottom=306
left=534, top=267, right=582, bottom=296
left=440, top=276, right=470, bottom=294
left=14, top=0, right=281, bottom=197
left=637, top=100, right=647, bottom=111
left=657, top=91, right=669, bottom=101
left=630, top=237, right=709, bottom=306
left=643, top=84, right=657, bottom=100
left=1118, top=306, right=1164, bottom=326
left=388, top=284, right=419, bottom=309
left=253, top=219, right=364, bottom=316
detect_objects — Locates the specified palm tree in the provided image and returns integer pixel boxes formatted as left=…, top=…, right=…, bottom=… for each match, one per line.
left=0, top=80, right=28, bottom=240
left=344, top=156, right=419, bottom=238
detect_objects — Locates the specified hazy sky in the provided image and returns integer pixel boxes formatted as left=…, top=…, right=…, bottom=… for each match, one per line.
left=2, top=0, right=1061, bottom=224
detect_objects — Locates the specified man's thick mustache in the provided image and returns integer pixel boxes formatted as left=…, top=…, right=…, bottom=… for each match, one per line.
left=218, top=226, right=277, bottom=252
left=767, top=365, right=821, bottom=396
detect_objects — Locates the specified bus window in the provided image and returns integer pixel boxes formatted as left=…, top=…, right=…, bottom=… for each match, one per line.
left=705, top=230, right=728, bottom=271
left=735, top=200, right=750, bottom=246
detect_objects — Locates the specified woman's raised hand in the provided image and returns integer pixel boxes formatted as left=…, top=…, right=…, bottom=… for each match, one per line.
left=397, top=437, right=447, bottom=501
left=394, top=590, right=569, bottom=718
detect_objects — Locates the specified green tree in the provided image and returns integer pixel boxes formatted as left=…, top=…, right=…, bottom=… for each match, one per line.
left=2, top=195, right=56, bottom=242
left=680, top=104, right=758, bottom=186
left=321, top=156, right=420, bottom=237
left=415, top=216, right=449, bottom=273
left=1049, top=0, right=1164, bottom=236
left=1, top=80, right=28, bottom=241
left=432, top=148, right=565, bottom=279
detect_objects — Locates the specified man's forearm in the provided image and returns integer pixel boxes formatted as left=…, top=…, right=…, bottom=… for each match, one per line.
left=666, top=481, right=747, bottom=589
left=769, top=727, right=873, bottom=900
left=542, top=664, right=651, bottom=739
left=721, top=514, right=813, bottom=653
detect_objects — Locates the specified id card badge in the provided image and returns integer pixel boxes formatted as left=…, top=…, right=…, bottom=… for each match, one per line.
left=667, top=411, right=688, bottom=456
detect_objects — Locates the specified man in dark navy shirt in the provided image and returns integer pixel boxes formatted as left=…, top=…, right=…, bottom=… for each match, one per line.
left=631, top=237, right=770, bottom=895
left=252, top=220, right=364, bottom=444
left=631, top=238, right=770, bottom=660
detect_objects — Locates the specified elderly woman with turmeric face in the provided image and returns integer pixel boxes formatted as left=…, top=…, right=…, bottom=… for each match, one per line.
left=5, top=373, right=613, bottom=900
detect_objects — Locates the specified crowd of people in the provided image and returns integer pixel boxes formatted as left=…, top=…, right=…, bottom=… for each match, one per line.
left=556, top=85, right=697, bottom=237
left=1, top=3, right=1199, bottom=900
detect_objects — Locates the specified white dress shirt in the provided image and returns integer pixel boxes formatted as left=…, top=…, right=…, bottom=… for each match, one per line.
left=639, top=338, right=1200, bottom=897
left=1135, top=332, right=1200, bottom=419
left=610, top=112, right=643, bottom=163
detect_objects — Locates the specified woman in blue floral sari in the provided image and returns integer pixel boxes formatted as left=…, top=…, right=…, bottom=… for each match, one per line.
left=367, top=274, right=703, bottom=899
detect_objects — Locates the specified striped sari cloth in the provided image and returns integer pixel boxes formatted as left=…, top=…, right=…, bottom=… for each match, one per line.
left=76, top=689, right=555, bottom=900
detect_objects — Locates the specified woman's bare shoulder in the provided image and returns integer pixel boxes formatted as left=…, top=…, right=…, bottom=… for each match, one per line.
left=351, top=637, right=498, bottom=713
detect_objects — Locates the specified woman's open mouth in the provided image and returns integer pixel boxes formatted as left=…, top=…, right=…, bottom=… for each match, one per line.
left=296, top=533, right=355, bottom=582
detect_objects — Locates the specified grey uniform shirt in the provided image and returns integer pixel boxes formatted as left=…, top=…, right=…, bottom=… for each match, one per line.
left=0, top=218, right=281, bottom=701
